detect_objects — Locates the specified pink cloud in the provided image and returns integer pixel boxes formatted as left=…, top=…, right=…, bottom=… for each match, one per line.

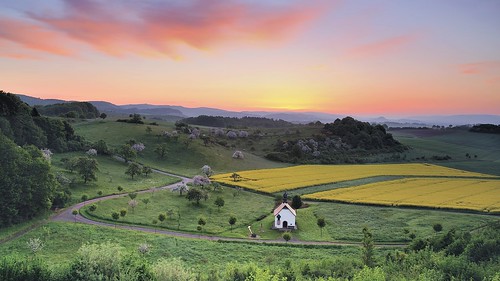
left=1, top=0, right=327, bottom=59
left=345, top=33, right=419, bottom=59
left=0, top=17, right=73, bottom=57
left=458, top=61, right=500, bottom=74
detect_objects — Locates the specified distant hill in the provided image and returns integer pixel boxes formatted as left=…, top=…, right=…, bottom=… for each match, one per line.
left=36, top=102, right=100, bottom=119
left=14, top=93, right=500, bottom=125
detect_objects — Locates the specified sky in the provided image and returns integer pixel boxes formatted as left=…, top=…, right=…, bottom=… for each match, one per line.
left=1, top=0, right=499, bottom=116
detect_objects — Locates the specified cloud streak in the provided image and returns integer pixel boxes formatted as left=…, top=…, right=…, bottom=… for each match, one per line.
left=0, top=0, right=326, bottom=59
left=345, top=33, right=419, bottom=59
left=458, top=61, right=500, bottom=74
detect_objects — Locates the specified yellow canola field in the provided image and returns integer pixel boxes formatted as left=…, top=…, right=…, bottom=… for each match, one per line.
left=304, top=178, right=500, bottom=213
left=212, top=163, right=495, bottom=193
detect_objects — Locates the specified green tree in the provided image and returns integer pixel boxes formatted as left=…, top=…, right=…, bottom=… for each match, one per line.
left=99, top=113, right=107, bottom=119
left=198, top=217, right=206, bottom=232
left=0, top=135, right=56, bottom=226
left=142, top=198, right=150, bottom=209
left=433, top=223, right=443, bottom=232
left=283, top=232, right=291, bottom=243
left=119, top=208, right=127, bottom=218
left=111, top=211, right=119, bottom=226
left=72, top=209, right=78, bottom=223
left=142, top=166, right=153, bottom=176
left=317, top=217, right=326, bottom=237
left=75, top=157, right=99, bottom=183
left=128, top=192, right=137, bottom=200
left=229, top=215, right=237, bottom=232
left=214, top=197, right=225, bottom=211
left=230, top=173, right=241, bottom=182
left=117, top=144, right=136, bottom=163
left=186, top=188, right=203, bottom=205
left=158, top=213, right=166, bottom=225
left=89, top=204, right=97, bottom=212
left=125, top=163, right=142, bottom=179
left=291, top=195, right=303, bottom=209
left=154, top=143, right=168, bottom=159
left=145, top=126, right=152, bottom=134
left=362, top=227, right=375, bottom=267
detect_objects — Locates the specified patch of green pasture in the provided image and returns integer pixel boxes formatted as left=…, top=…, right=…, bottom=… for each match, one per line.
left=393, top=129, right=500, bottom=175
left=0, top=222, right=374, bottom=270
left=0, top=212, right=51, bottom=242
left=82, top=186, right=276, bottom=236
left=51, top=153, right=179, bottom=202
left=73, top=120, right=288, bottom=176
left=282, top=176, right=404, bottom=196
left=313, top=202, right=499, bottom=242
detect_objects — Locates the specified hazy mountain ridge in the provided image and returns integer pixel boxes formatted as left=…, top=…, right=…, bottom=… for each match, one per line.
left=16, top=94, right=500, bottom=126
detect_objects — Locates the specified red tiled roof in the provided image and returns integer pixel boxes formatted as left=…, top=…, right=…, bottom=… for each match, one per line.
left=273, top=203, right=296, bottom=216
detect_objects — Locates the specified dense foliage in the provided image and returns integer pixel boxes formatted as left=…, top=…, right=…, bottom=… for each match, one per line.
left=267, top=117, right=406, bottom=164
left=0, top=91, right=86, bottom=152
left=181, top=115, right=293, bottom=128
left=0, top=134, right=56, bottom=226
left=35, top=102, right=100, bottom=119
left=470, top=124, right=500, bottom=134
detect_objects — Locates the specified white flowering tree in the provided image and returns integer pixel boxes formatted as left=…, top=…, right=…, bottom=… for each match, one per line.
left=232, top=150, right=244, bottom=159
left=41, top=148, right=52, bottom=162
left=86, top=148, right=97, bottom=157
left=226, top=131, right=237, bottom=139
left=131, top=143, right=145, bottom=153
left=192, top=175, right=211, bottom=187
left=172, top=183, right=189, bottom=196
left=201, top=165, right=213, bottom=177
left=238, top=131, right=249, bottom=138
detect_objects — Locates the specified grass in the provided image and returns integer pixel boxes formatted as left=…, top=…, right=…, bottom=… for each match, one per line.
left=312, top=202, right=499, bottom=242
left=73, top=119, right=288, bottom=176
left=0, top=221, right=374, bottom=270
left=81, top=186, right=276, bottom=238
left=0, top=212, right=51, bottom=242
left=51, top=153, right=180, bottom=203
left=392, top=128, right=500, bottom=176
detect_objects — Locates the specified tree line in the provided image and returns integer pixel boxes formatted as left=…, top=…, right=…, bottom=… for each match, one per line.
left=180, top=115, right=294, bottom=128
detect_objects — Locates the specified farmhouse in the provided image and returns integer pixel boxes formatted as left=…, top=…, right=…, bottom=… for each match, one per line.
left=273, top=202, right=296, bottom=230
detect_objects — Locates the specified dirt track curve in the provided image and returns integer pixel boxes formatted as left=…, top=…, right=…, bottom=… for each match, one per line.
left=50, top=168, right=406, bottom=248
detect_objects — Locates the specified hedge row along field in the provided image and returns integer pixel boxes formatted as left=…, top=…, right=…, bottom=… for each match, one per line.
left=212, top=163, right=495, bottom=193
left=304, top=178, right=500, bottom=213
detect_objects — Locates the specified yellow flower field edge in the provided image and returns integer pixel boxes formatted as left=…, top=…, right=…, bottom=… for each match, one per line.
left=212, top=163, right=497, bottom=193
left=303, top=178, right=500, bottom=213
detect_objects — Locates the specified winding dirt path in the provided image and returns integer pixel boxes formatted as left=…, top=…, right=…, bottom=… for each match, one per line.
left=50, top=168, right=406, bottom=248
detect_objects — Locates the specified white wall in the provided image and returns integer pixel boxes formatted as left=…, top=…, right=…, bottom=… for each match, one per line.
left=274, top=208, right=295, bottom=228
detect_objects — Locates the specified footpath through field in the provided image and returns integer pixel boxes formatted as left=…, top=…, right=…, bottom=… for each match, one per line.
left=50, top=168, right=406, bottom=248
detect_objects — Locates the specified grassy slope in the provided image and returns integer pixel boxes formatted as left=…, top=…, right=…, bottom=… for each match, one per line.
left=73, top=119, right=288, bottom=176
left=51, top=153, right=179, bottom=203
left=392, top=128, right=500, bottom=176
left=0, top=222, right=368, bottom=270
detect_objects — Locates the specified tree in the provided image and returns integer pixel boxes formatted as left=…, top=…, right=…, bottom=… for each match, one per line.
left=142, top=198, right=150, bottom=209
left=317, top=218, right=326, bottom=237
left=198, top=217, right=206, bottom=232
left=214, top=197, right=225, bottom=211
left=117, top=144, right=136, bottom=163
left=186, top=188, right=203, bottom=205
left=201, top=165, right=213, bottom=177
left=433, top=223, right=443, bottom=232
left=117, top=186, right=123, bottom=192
left=75, top=157, right=99, bottom=183
left=26, top=237, right=44, bottom=256
left=232, top=150, right=244, bottom=159
left=154, top=143, right=168, bottom=159
left=111, top=211, right=120, bottom=226
left=89, top=204, right=97, bottom=212
left=230, top=173, right=241, bottom=182
left=158, top=213, right=166, bottom=225
left=142, top=166, right=153, bottom=176
left=125, top=163, right=142, bottom=179
left=128, top=199, right=138, bottom=213
left=229, top=216, right=237, bottom=232
left=128, top=192, right=137, bottom=200
left=362, top=227, right=375, bottom=267
left=72, top=209, right=78, bottom=223
left=173, top=183, right=188, bottom=196
left=192, top=175, right=210, bottom=187
left=119, top=208, right=127, bottom=218
left=145, top=126, right=152, bottom=134
left=99, top=113, right=107, bottom=119
left=283, top=232, right=291, bottom=243
left=291, top=195, right=303, bottom=209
